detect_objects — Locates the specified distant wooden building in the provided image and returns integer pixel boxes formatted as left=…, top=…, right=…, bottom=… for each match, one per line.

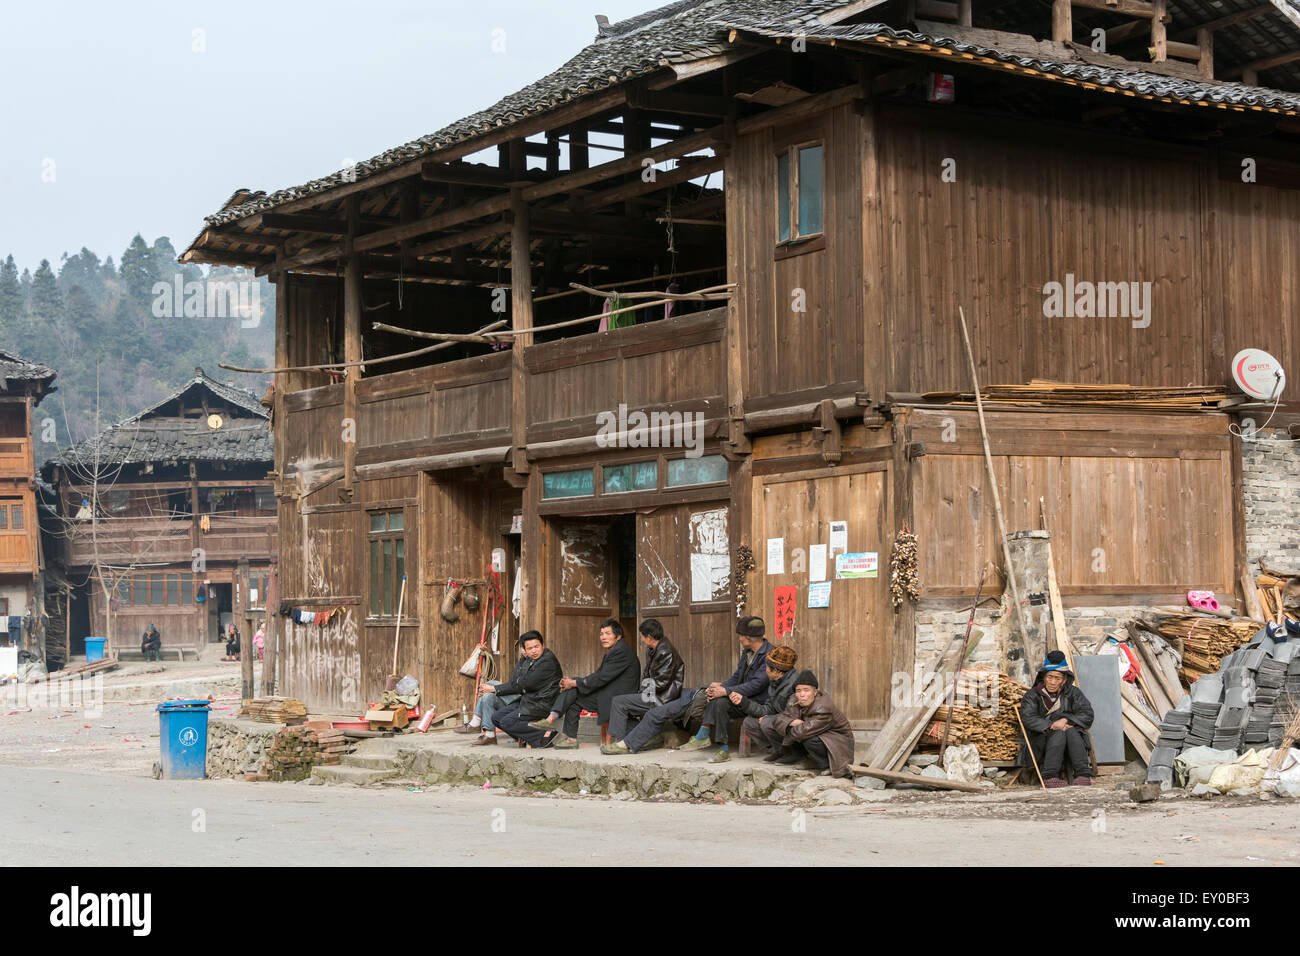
left=43, top=369, right=276, bottom=658
left=182, top=0, right=1300, bottom=722
left=0, top=350, right=56, bottom=664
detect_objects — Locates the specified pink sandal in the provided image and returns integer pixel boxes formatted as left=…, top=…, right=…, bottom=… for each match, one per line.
left=1187, top=590, right=1220, bottom=612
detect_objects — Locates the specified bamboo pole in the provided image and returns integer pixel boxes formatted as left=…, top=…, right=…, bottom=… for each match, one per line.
left=388, top=575, right=407, bottom=684
left=219, top=320, right=507, bottom=374
left=957, top=307, right=1034, bottom=681
left=532, top=264, right=724, bottom=303
left=1013, top=704, right=1047, bottom=789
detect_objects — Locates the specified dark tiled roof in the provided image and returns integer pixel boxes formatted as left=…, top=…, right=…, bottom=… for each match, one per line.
left=200, top=0, right=855, bottom=229
left=50, top=368, right=271, bottom=471
left=0, top=348, right=56, bottom=387
left=721, top=18, right=1300, bottom=112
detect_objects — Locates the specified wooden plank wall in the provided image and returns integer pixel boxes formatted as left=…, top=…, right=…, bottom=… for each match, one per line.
left=726, top=104, right=865, bottom=406
left=908, top=408, right=1235, bottom=598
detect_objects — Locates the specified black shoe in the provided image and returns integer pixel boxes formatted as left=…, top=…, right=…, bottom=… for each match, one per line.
left=762, top=749, right=784, bottom=763
left=775, top=751, right=803, bottom=765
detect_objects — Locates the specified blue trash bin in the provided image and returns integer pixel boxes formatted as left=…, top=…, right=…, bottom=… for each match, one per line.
left=84, top=637, right=107, bottom=662
left=156, top=698, right=212, bottom=779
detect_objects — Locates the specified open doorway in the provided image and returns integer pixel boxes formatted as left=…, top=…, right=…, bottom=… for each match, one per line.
left=207, top=582, right=232, bottom=643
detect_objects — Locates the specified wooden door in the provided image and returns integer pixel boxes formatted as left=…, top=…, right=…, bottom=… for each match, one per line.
left=548, top=519, right=617, bottom=679
left=636, top=502, right=733, bottom=689
left=751, top=463, right=891, bottom=722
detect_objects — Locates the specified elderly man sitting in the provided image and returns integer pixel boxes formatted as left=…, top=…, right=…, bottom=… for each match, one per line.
left=1017, top=650, right=1095, bottom=787
left=733, top=644, right=799, bottom=759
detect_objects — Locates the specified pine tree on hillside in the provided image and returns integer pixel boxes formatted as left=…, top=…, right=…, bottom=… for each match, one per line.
left=0, top=256, right=20, bottom=325
left=118, top=234, right=156, bottom=303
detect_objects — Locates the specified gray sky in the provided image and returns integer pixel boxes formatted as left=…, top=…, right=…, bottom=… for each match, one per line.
left=0, top=0, right=654, bottom=271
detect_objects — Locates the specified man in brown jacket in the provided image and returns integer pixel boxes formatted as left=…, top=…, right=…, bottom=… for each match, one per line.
left=769, top=671, right=855, bottom=777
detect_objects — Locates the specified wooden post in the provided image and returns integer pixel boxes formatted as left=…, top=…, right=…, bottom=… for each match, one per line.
left=343, top=196, right=362, bottom=494
left=263, top=562, right=278, bottom=696
left=1197, top=27, right=1214, bottom=79
left=510, top=188, right=533, bottom=476
left=1052, top=0, right=1072, bottom=42
left=1242, top=68, right=1258, bottom=86
left=237, top=559, right=252, bottom=699
left=957, top=308, right=1034, bottom=685
left=569, top=122, right=589, bottom=172
left=958, top=0, right=972, bottom=26
left=1150, top=0, right=1167, bottom=61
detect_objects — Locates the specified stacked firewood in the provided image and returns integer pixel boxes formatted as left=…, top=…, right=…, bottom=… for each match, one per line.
left=262, top=726, right=353, bottom=781
left=1152, top=617, right=1255, bottom=685
left=239, top=696, right=307, bottom=724
left=922, top=671, right=1027, bottom=761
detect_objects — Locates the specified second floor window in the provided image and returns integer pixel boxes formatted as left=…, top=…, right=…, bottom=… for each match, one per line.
left=777, top=142, right=824, bottom=245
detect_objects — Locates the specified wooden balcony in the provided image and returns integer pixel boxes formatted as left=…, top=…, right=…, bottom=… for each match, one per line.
left=65, top=515, right=277, bottom=569
left=0, top=437, right=31, bottom=479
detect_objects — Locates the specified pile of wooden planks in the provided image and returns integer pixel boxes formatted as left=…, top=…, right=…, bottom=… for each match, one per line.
left=1148, top=616, right=1255, bottom=685
left=239, top=696, right=307, bottom=724
left=862, top=636, right=971, bottom=771
left=922, top=380, right=1234, bottom=411
left=922, top=671, right=1027, bottom=761
left=259, top=725, right=353, bottom=782
left=28, top=655, right=119, bottom=683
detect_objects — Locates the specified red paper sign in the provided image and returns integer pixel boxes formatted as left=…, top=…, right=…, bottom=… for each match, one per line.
left=774, top=585, right=796, bottom=640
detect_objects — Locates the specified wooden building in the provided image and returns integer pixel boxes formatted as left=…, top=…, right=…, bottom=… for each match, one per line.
left=182, top=0, right=1300, bottom=725
left=0, top=350, right=56, bottom=662
left=43, top=370, right=276, bottom=658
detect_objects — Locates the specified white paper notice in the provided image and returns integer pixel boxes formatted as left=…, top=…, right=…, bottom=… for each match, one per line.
left=690, top=553, right=712, bottom=603
left=766, top=537, right=785, bottom=575
left=829, top=521, right=848, bottom=555
left=809, top=544, right=827, bottom=582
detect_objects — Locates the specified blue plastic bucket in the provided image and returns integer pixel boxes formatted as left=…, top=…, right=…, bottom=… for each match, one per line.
left=156, top=698, right=212, bottom=779
left=84, top=637, right=107, bottom=662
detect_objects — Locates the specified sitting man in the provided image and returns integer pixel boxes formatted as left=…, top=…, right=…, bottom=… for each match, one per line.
left=601, top=619, right=685, bottom=755
left=677, top=615, right=773, bottom=763
left=477, top=631, right=562, bottom=749
left=767, top=671, right=856, bottom=777
left=142, top=624, right=163, bottom=662
left=1018, top=650, right=1095, bottom=787
left=733, top=644, right=800, bottom=760
left=456, top=654, right=524, bottom=745
left=528, top=618, right=640, bottom=748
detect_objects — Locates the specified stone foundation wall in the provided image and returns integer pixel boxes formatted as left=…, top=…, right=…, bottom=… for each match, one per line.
left=1242, top=427, right=1300, bottom=571
left=206, top=718, right=281, bottom=778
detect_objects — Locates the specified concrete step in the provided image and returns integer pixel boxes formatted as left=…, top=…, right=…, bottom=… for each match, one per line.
left=342, top=753, right=402, bottom=771
left=311, top=764, right=399, bottom=786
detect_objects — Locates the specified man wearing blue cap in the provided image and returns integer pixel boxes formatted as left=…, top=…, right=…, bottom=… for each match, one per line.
left=1017, top=650, right=1094, bottom=787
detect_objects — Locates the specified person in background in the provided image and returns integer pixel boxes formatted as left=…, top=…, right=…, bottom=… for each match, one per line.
left=223, top=624, right=240, bottom=662
left=677, top=615, right=773, bottom=763
left=141, top=624, right=162, bottom=662
left=253, top=622, right=266, bottom=661
left=734, top=644, right=800, bottom=760
left=767, top=671, right=856, bottom=777
left=528, top=618, right=639, bottom=748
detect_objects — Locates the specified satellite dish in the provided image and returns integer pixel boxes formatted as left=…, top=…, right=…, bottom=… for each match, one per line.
left=207, top=413, right=224, bottom=430
left=1231, top=348, right=1285, bottom=401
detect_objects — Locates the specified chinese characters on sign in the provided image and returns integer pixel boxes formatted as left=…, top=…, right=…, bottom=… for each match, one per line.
left=775, top=585, right=796, bottom=638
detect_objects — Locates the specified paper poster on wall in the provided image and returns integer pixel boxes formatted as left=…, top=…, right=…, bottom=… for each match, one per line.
left=809, top=544, right=827, bottom=582
left=690, top=553, right=730, bottom=603
left=808, top=581, right=831, bottom=608
left=829, top=521, right=848, bottom=555
left=766, top=538, right=785, bottom=575
left=774, top=585, right=796, bottom=638
left=835, top=551, right=878, bottom=579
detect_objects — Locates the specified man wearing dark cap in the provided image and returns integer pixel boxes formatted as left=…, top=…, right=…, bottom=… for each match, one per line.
left=768, top=671, right=856, bottom=777
left=678, top=616, right=773, bottom=762
left=734, top=643, right=800, bottom=759
left=1018, top=650, right=1095, bottom=787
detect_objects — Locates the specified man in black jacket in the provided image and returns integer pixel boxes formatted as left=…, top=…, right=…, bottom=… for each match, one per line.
left=679, top=616, right=773, bottom=762
left=1018, top=650, right=1095, bottom=787
left=602, top=619, right=685, bottom=754
left=478, top=631, right=563, bottom=748
left=527, top=618, right=640, bottom=748
left=735, top=643, right=800, bottom=760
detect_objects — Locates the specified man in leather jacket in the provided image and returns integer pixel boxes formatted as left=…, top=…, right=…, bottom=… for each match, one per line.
left=602, top=618, right=685, bottom=754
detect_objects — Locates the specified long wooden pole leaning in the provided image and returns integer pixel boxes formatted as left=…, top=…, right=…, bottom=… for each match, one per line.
left=958, top=307, right=1034, bottom=677
left=1014, top=702, right=1048, bottom=789
left=388, top=575, right=407, bottom=689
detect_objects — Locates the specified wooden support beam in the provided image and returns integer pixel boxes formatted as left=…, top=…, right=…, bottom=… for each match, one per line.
left=629, top=89, right=733, bottom=117
left=1172, top=4, right=1271, bottom=40
left=510, top=189, right=532, bottom=477
left=1052, top=0, right=1073, bottom=42
left=815, top=398, right=843, bottom=464
left=1106, top=18, right=1150, bottom=45
left=958, top=0, right=972, bottom=26
left=1242, top=68, right=1259, bottom=85
left=568, top=121, right=589, bottom=172
left=580, top=155, right=724, bottom=212
left=1150, top=0, right=1167, bottom=61
left=259, top=212, right=397, bottom=234
left=1224, top=49, right=1300, bottom=78
left=917, top=0, right=959, bottom=18
left=848, top=764, right=984, bottom=793
left=343, top=197, right=362, bottom=495
left=1072, top=0, right=1161, bottom=16
left=419, top=162, right=541, bottom=188
left=405, top=217, right=513, bottom=257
